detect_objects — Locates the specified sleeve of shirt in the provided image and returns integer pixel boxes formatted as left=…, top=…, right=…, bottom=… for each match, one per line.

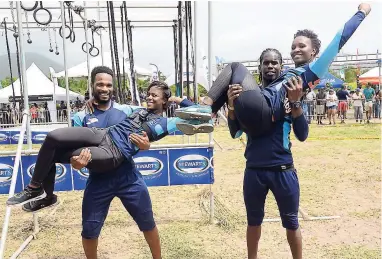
left=72, top=110, right=86, bottom=127
left=292, top=114, right=309, bottom=142
left=179, top=98, right=194, bottom=107
left=228, top=117, right=243, bottom=139
left=309, top=11, right=367, bottom=78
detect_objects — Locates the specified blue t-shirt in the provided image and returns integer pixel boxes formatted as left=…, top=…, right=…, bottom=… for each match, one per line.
left=363, top=88, right=375, bottom=101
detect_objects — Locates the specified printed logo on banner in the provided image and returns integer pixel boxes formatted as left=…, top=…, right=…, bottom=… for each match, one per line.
left=134, top=156, right=163, bottom=179
left=0, top=163, right=13, bottom=186
left=12, top=133, right=27, bottom=142
left=174, top=154, right=210, bottom=177
left=27, top=163, right=67, bottom=183
left=76, top=167, right=89, bottom=178
left=210, top=157, right=214, bottom=169
left=33, top=133, right=47, bottom=142
left=0, top=133, right=8, bottom=142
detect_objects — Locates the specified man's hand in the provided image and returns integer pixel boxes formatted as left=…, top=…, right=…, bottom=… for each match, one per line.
left=227, top=84, right=243, bottom=108
left=285, top=76, right=303, bottom=103
left=85, top=98, right=98, bottom=114
left=129, top=131, right=150, bottom=150
left=358, top=3, right=371, bottom=16
left=70, top=148, right=92, bottom=170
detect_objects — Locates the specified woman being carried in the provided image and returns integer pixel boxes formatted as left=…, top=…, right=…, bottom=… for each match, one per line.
left=7, top=81, right=212, bottom=206
left=175, top=3, right=371, bottom=137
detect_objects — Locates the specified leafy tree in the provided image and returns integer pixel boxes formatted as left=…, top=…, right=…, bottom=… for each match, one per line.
left=0, top=76, right=17, bottom=88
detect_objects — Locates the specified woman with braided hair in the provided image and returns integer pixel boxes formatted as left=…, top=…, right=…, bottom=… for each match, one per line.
left=175, top=3, right=371, bottom=137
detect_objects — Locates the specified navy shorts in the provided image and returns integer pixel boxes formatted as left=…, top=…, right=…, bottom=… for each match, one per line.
left=243, top=167, right=300, bottom=230
left=82, top=167, right=155, bottom=239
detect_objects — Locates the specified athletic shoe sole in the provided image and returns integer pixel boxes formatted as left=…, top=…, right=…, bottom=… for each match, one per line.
left=175, top=110, right=212, bottom=121
left=6, top=191, right=47, bottom=207
left=22, top=197, right=60, bottom=213
left=176, top=123, right=214, bottom=135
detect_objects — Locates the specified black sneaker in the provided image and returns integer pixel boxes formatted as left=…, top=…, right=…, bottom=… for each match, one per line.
left=22, top=195, right=59, bottom=213
left=6, top=186, right=46, bottom=206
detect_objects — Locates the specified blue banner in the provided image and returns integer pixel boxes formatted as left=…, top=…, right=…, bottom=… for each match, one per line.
left=9, top=131, right=27, bottom=145
left=0, top=156, right=23, bottom=194
left=31, top=131, right=48, bottom=144
left=22, top=155, right=73, bottom=192
left=72, top=167, right=89, bottom=190
left=168, top=147, right=214, bottom=185
left=0, top=131, right=10, bottom=145
left=134, top=149, right=169, bottom=187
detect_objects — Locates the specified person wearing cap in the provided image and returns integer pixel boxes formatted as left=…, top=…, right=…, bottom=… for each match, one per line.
left=352, top=88, right=364, bottom=123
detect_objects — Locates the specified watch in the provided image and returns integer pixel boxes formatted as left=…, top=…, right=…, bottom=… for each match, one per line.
left=290, top=101, right=301, bottom=109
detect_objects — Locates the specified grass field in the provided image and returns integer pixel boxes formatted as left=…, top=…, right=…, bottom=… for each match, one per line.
left=0, top=121, right=380, bottom=259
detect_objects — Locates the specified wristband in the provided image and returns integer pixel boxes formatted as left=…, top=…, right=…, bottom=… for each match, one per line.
left=227, top=104, right=234, bottom=111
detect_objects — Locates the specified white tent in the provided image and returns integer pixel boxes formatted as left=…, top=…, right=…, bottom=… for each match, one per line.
left=0, top=63, right=83, bottom=103
left=359, top=66, right=382, bottom=85
left=55, top=52, right=152, bottom=78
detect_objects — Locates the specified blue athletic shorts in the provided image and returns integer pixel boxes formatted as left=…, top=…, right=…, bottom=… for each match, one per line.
left=243, top=167, right=300, bottom=230
left=81, top=167, right=155, bottom=239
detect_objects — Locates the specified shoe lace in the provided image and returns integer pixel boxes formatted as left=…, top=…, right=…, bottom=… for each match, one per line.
left=14, top=187, right=32, bottom=198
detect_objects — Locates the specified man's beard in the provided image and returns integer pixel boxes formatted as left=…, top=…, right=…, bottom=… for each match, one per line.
left=94, top=94, right=111, bottom=104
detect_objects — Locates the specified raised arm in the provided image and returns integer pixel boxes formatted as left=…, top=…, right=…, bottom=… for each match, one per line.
left=310, top=4, right=370, bottom=78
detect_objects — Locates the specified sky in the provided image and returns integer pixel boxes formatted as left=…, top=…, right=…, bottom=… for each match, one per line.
left=211, top=1, right=382, bottom=64
left=0, top=1, right=380, bottom=78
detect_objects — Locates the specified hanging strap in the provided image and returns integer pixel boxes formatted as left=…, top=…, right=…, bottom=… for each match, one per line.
left=3, top=19, right=17, bottom=109
left=120, top=4, right=127, bottom=102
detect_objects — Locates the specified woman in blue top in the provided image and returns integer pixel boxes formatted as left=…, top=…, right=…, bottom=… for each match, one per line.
left=175, top=3, right=371, bottom=137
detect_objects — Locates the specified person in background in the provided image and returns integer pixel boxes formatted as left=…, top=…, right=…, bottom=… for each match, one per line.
left=326, top=88, right=338, bottom=125
left=374, top=87, right=381, bottom=119
left=352, top=88, right=364, bottom=123
left=363, top=83, right=375, bottom=123
left=38, top=105, right=45, bottom=123
left=304, top=88, right=316, bottom=124
left=316, top=88, right=326, bottom=125
left=30, top=103, right=38, bottom=123
left=336, top=85, right=351, bottom=123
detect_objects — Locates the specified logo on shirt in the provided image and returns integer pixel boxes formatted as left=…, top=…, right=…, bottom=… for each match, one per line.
left=0, top=164, right=13, bottom=186
left=134, top=157, right=163, bottom=178
left=283, top=93, right=292, bottom=115
left=174, top=154, right=210, bottom=175
left=27, top=163, right=67, bottom=182
left=86, top=117, right=99, bottom=125
left=0, top=133, right=8, bottom=142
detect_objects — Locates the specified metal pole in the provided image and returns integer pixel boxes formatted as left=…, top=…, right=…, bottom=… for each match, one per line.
left=83, top=1, right=92, bottom=96
left=185, top=2, right=190, bottom=99
left=60, top=1, right=71, bottom=127
left=178, top=2, right=183, bottom=97
left=0, top=113, right=28, bottom=259
left=208, top=1, right=214, bottom=225
left=16, top=2, right=32, bottom=149
left=193, top=1, right=198, bottom=103
left=0, top=6, right=178, bottom=10
left=98, top=1, right=104, bottom=66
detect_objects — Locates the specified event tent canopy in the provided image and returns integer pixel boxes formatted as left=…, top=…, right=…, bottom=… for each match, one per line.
left=315, top=72, right=344, bottom=89
left=359, top=66, right=382, bottom=85
left=55, top=53, right=152, bottom=78
left=0, top=63, right=83, bottom=103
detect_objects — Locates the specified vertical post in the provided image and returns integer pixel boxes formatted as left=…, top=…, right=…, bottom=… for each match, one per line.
left=83, top=1, right=92, bottom=97
left=193, top=1, right=198, bottom=103
left=208, top=1, right=214, bottom=224
left=98, top=1, right=104, bottom=66
left=185, top=2, right=190, bottom=99
left=16, top=2, right=31, bottom=148
left=378, top=51, right=381, bottom=89
left=60, top=2, right=71, bottom=127
left=178, top=1, right=183, bottom=97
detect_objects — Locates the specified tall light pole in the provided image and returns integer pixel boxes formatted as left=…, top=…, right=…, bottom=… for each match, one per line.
left=149, top=63, right=160, bottom=80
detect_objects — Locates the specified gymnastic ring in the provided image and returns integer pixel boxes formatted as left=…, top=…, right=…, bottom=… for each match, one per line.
left=59, top=24, right=72, bottom=39
left=33, top=2, right=52, bottom=26
left=70, top=29, right=76, bottom=43
left=82, top=42, right=93, bottom=53
left=89, top=46, right=99, bottom=57
left=21, top=1, right=38, bottom=12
